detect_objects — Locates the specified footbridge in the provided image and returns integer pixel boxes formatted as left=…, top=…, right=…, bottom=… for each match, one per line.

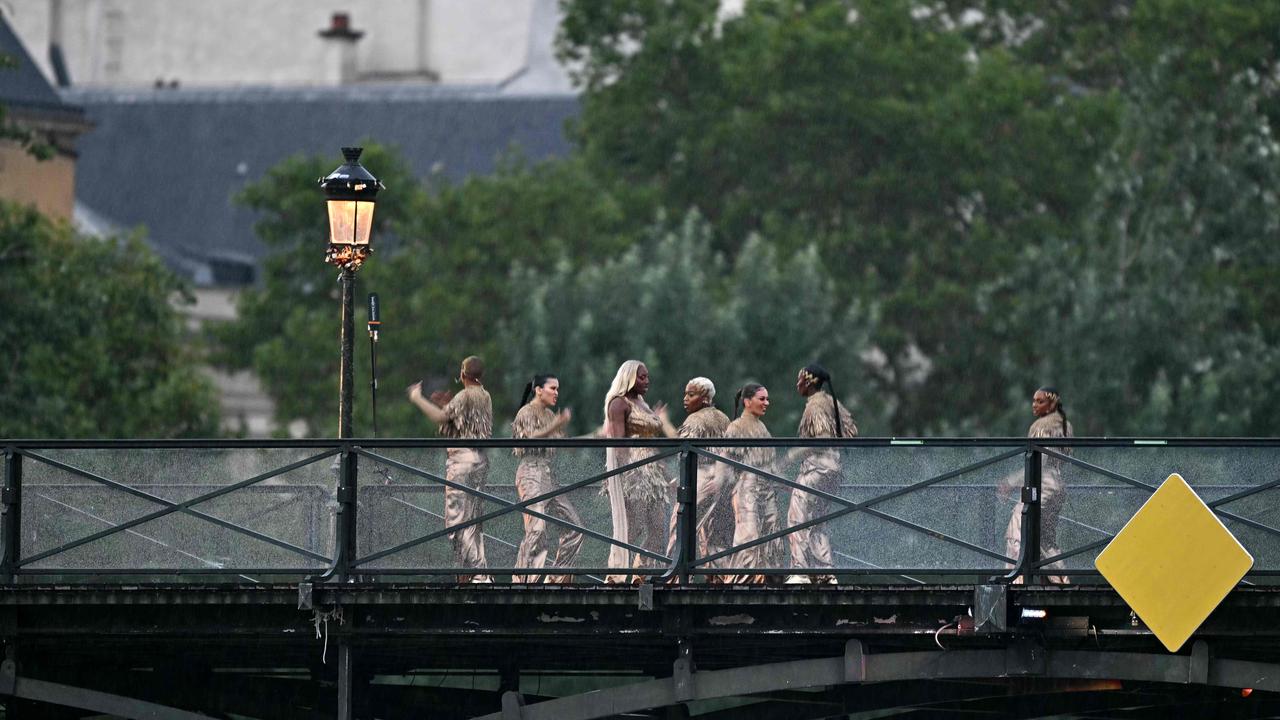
left=2, top=437, right=1279, bottom=719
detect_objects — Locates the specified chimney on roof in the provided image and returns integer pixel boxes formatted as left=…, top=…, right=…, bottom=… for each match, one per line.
left=318, top=12, right=364, bottom=85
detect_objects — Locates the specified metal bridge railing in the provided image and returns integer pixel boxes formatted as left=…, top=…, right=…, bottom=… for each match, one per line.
left=1, top=438, right=1277, bottom=585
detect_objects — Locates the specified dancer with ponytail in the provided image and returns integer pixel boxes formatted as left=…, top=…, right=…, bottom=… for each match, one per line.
left=511, top=374, right=583, bottom=583
left=787, top=363, right=857, bottom=585
left=724, top=383, right=784, bottom=584
left=603, top=361, right=676, bottom=582
left=664, top=377, right=731, bottom=580
left=1000, top=386, right=1073, bottom=583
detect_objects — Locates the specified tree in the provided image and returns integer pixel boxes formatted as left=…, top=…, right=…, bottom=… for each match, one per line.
left=499, top=212, right=876, bottom=434
left=216, top=147, right=642, bottom=436
left=1010, top=58, right=1280, bottom=436
left=0, top=201, right=220, bottom=437
left=559, top=0, right=1119, bottom=433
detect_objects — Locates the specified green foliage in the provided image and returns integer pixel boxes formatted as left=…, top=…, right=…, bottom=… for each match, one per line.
left=220, top=0, right=1280, bottom=438
left=212, top=144, right=423, bottom=436
left=1022, top=61, right=1280, bottom=436
left=216, top=147, right=641, bottom=437
left=500, top=212, right=877, bottom=434
left=0, top=201, right=220, bottom=438
left=560, top=0, right=1120, bottom=433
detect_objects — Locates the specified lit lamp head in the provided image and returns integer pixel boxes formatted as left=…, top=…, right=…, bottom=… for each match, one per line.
left=319, top=146, right=383, bottom=270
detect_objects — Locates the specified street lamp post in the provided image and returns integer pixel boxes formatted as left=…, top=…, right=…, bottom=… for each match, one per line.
left=319, top=147, right=383, bottom=439
left=319, top=147, right=382, bottom=720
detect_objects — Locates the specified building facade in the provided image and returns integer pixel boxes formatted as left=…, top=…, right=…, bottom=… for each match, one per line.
left=5, top=0, right=570, bottom=91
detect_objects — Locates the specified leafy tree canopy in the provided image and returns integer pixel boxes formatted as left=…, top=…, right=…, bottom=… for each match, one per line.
left=0, top=201, right=220, bottom=437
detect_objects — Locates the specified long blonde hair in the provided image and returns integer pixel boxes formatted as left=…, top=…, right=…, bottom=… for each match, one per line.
left=603, top=360, right=644, bottom=423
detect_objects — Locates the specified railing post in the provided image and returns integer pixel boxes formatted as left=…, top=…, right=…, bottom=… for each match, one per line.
left=677, top=447, right=698, bottom=584
left=1021, top=446, right=1043, bottom=585
left=335, top=445, right=359, bottom=582
left=1, top=448, right=21, bottom=584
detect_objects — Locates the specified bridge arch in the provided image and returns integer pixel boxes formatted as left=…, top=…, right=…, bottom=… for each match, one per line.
left=479, top=640, right=1280, bottom=720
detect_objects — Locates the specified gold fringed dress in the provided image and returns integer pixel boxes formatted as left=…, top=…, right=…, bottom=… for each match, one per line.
left=605, top=398, right=671, bottom=575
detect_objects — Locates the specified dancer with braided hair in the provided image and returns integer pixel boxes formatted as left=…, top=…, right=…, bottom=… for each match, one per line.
left=1000, top=386, right=1073, bottom=583
left=511, top=374, right=583, bottom=583
left=787, top=363, right=857, bottom=585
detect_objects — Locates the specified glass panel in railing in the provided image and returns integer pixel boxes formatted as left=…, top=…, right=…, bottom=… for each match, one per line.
left=1046, top=446, right=1157, bottom=574
left=539, top=444, right=673, bottom=583
left=1167, top=445, right=1280, bottom=573
left=847, top=445, right=1023, bottom=576
left=20, top=447, right=335, bottom=574
left=356, top=446, right=487, bottom=578
left=358, top=443, right=675, bottom=583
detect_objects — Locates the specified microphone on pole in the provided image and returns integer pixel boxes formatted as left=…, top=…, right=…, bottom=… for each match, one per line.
left=367, top=292, right=381, bottom=341
left=367, top=293, right=381, bottom=436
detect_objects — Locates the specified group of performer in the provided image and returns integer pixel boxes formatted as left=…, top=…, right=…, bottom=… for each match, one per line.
left=408, top=356, right=1072, bottom=585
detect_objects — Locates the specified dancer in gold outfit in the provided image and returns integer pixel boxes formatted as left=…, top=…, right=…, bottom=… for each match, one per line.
left=603, top=360, right=675, bottom=581
left=724, top=383, right=785, bottom=584
left=664, top=377, right=731, bottom=579
left=787, top=363, right=857, bottom=585
left=1000, top=386, right=1073, bottom=583
left=408, top=356, right=493, bottom=583
left=511, top=374, right=583, bottom=583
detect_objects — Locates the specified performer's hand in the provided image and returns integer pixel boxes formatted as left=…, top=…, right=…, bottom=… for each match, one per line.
left=406, top=381, right=424, bottom=400
left=556, top=408, right=573, bottom=427
left=429, top=390, right=453, bottom=406
left=653, top=401, right=669, bottom=420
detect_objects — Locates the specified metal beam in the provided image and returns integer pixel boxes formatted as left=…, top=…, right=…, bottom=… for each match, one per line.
left=470, top=642, right=1280, bottom=720
left=0, top=660, right=208, bottom=719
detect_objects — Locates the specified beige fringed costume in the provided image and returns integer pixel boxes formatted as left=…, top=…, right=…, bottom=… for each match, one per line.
left=606, top=399, right=671, bottom=573
left=665, top=406, right=732, bottom=573
left=724, top=413, right=785, bottom=583
left=788, top=392, right=857, bottom=575
left=511, top=402, right=583, bottom=583
left=439, top=386, right=493, bottom=580
left=1004, top=413, right=1072, bottom=581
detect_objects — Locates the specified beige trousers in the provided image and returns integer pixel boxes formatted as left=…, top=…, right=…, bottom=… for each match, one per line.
left=665, top=462, right=735, bottom=574
left=1004, top=465, right=1068, bottom=581
left=445, top=448, right=489, bottom=581
left=513, top=459, right=584, bottom=583
left=787, top=458, right=840, bottom=574
left=729, top=471, right=784, bottom=583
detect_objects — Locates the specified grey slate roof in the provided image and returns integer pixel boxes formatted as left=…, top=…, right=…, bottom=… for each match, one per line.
left=0, top=14, right=84, bottom=124
left=64, top=84, right=579, bottom=285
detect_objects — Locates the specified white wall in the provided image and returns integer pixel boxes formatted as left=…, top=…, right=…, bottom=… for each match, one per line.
left=5, top=0, right=538, bottom=88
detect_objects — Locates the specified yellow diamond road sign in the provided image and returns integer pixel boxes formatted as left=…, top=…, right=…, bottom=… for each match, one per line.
left=1095, top=473, right=1253, bottom=652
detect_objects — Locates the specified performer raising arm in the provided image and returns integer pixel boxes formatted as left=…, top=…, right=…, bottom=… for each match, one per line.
left=408, top=355, right=493, bottom=584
